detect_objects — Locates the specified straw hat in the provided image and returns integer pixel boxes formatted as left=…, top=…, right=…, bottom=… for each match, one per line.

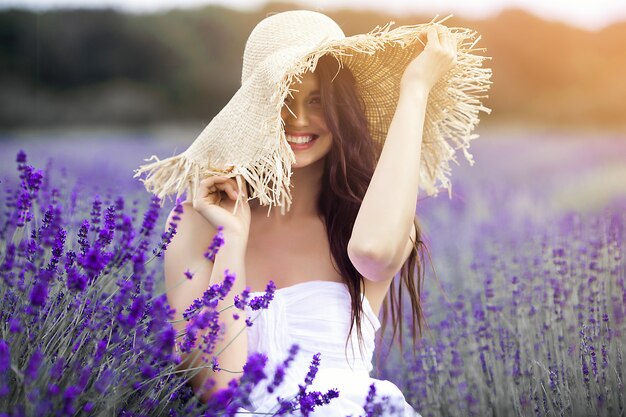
left=135, top=10, right=491, bottom=214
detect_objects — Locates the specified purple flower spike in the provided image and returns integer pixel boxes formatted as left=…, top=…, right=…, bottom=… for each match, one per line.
left=140, top=196, right=161, bottom=237
left=50, top=357, right=65, bottom=380
left=268, top=344, right=300, bottom=394
left=124, top=295, right=146, bottom=328
left=182, top=270, right=237, bottom=320
left=66, top=267, right=88, bottom=292
left=9, top=317, right=22, bottom=333
left=304, top=353, right=321, bottom=386
left=219, top=270, right=236, bottom=298
left=77, top=220, right=90, bottom=254
left=171, top=197, right=184, bottom=224
left=16, top=149, right=27, bottom=164
left=241, top=352, right=268, bottom=385
left=248, top=280, right=276, bottom=311
left=362, top=383, right=378, bottom=417
left=296, top=389, right=339, bottom=417
left=96, top=205, right=116, bottom=247
left=29, top=282, right=49, bottom=307
left=204, top=226, right=225, bottom=262
left=155, top=224, right=177, bottom=256
left=25, top=349, right=44, bottom=384
left=0, top=340, right=10, bottom=374
left=26, top=168, right=44, bottom=192
left=62, top=385, right=80, bottom=415
left=234, top=287, right=251, bottom=310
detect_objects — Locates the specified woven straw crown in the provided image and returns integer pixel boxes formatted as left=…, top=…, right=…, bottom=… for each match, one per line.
left=134, top=10, right=492, bottom=214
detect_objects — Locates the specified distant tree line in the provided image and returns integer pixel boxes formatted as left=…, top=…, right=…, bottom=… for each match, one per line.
left=0, top=5, right=252, bottom=126
left=0, top=3, right=625, bottom=129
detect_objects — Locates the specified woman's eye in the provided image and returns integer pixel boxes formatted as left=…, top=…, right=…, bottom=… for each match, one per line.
left=309, top=97, right=321, bottom=105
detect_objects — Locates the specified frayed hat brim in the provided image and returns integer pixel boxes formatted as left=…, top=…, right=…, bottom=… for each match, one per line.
left=134, top=12, right=492, bottom=214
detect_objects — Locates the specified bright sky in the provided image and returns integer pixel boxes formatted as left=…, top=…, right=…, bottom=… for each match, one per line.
left=1, top=0, right=625, bottom=30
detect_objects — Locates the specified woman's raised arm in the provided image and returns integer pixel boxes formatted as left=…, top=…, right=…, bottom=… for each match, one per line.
left=348, top=25, right=457, bottom=282
left=164, top=176, right=250, bottom=402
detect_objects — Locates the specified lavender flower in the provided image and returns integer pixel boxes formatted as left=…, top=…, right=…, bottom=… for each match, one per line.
left=140, top=195, right=161, bottom=237
left=303, top=353, right=321, bottom=386
left=297, top=389, right=339, bottom=417
left=206, top=352, right=268, bottom=414
left=25, top=349, right=43, bottom=384
left=248, top=280, right=276, bottom=311
left=0, top=339, right=10, bottom=376
left=267, top=344, right=300, bottom=394
left=234, top=288, right=251, bottom=310
left=9, top=317, right=22, bottom=333
left=182, top=270, right=237, bottom=320
left=204, top=226, right=225, bottom=262
left=362, top=383, right=378, bottom=417
left=29, top=281, right=49, bottom=307
left=77, top=219, right=90, bottom=254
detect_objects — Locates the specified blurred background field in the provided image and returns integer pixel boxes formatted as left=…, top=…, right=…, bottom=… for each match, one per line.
left=1, top=2, right=626, bottom=130
left=1, top=124, right=623, bottom=316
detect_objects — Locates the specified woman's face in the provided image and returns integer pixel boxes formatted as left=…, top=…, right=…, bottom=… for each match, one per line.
left=281, top=71, right=333, bottom=168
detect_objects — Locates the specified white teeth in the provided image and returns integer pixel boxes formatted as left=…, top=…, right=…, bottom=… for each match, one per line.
left=286, top=135, right=316, bottom=144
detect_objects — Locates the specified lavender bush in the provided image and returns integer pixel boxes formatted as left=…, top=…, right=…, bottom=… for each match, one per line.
left=371, top=134, right=626, bottom=416
left=0, top=151, right=351, bottom=416
left=375, top=204, right=624, bottom=417
left=0, top=130, right=624, bottom=417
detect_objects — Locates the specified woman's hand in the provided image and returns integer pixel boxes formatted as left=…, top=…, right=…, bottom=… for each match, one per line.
left=400, top=24, right=458, bottom=94
left=192, top=175, right=251, bottom=240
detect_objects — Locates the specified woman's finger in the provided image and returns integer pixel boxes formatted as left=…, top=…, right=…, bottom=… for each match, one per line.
left=216, top=179, right=240, bottom=201
left=443, top=29, right=457, bottom=56
left=197, top=177, right=222, bottom=199
left=437, top=26, right=449, bottom=48
left=435, top=25, right=457, bottom=66
left=198, top=176, right=229, bottom=192
left=221, top=178, right=239, bottom=200
left=426, top=25, right=440, bottom=49
left=196, top=176, right=238, bottom=201
left=435, top=25, right=451, bottom=52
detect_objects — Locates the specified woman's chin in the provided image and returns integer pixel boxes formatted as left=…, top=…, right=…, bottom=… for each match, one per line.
left=291, top=157, right=326, bottom=170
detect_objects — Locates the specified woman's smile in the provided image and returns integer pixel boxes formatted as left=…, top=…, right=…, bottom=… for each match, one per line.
left=285, top=132, right=320, bottom=150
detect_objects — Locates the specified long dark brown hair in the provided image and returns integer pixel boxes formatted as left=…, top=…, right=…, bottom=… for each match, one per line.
left=314, top=54, right=431, bottom=364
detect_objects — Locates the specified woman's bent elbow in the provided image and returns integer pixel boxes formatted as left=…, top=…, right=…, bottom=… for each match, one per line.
left=347, top=242, right=397, bottom=282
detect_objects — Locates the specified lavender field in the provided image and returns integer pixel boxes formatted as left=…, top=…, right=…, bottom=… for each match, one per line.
left=0, top=127, right=624, bottom=416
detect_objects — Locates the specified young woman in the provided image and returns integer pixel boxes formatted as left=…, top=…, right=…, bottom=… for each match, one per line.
left=138, top=9, right=489, bottom=416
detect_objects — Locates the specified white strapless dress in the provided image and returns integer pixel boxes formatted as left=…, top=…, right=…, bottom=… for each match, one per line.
left=236, top=280, right=421, bottom=416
